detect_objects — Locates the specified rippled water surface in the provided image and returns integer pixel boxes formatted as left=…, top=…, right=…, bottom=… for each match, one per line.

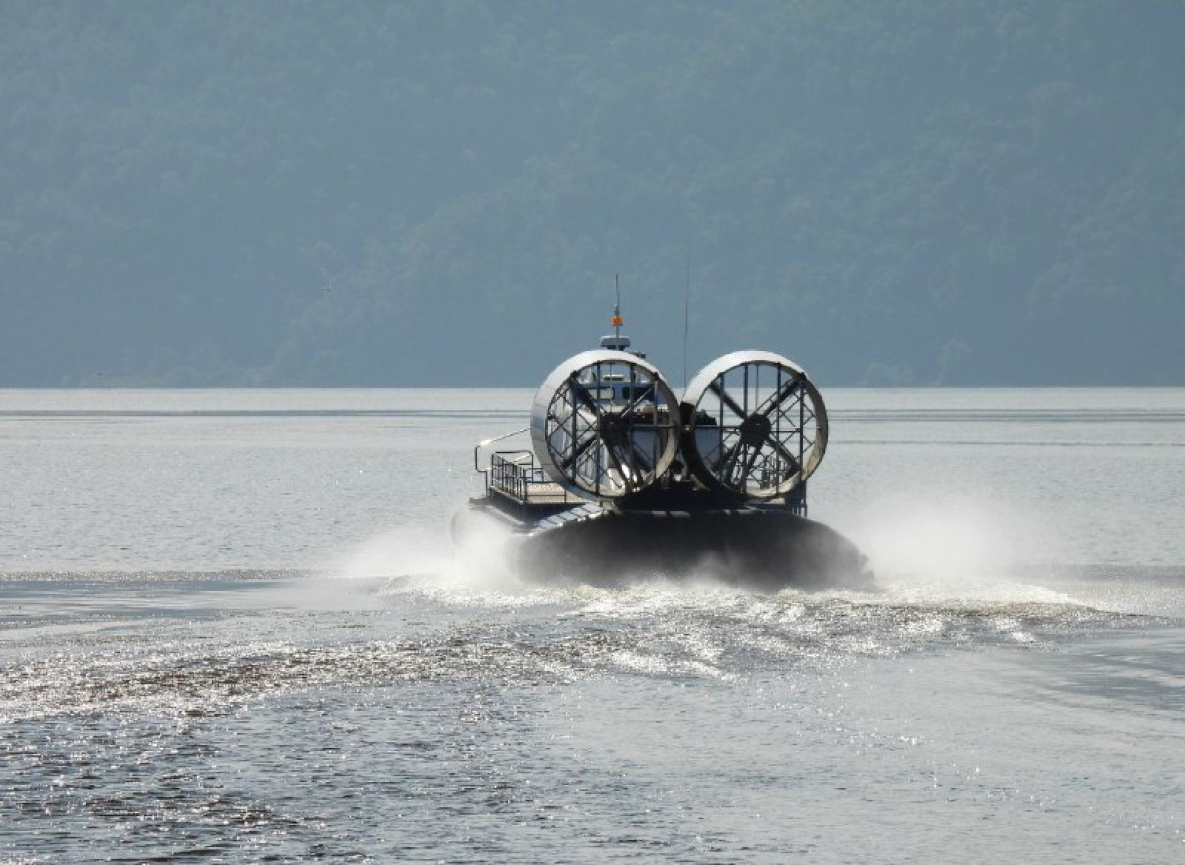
left=2, top=388, right=1183, bottom=862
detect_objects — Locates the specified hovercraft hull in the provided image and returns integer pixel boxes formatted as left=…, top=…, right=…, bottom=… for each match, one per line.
left=453, top=498, right=872, bottom=591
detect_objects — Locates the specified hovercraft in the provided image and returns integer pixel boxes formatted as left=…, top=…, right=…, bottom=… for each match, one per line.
left=452, top=311, right=872, bottom=590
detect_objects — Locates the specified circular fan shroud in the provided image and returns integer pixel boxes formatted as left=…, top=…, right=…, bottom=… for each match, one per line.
left=681, top=350, right=828, bottom=500
left=531, top=350, right=682, bottom=500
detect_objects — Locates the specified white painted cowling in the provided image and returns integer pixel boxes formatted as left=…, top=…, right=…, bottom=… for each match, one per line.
left=680, top=350, right=828, bottom=500
left=531, top=350, right=681, bottom=501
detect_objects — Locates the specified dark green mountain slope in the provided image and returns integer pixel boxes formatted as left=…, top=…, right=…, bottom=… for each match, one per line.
left=2, top=1, right=1181, bottom=386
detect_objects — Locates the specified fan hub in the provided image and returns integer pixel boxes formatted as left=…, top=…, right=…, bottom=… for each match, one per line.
left=598, top=413, right=629, bottom=447
left=739, top=413, right=772, bottom=446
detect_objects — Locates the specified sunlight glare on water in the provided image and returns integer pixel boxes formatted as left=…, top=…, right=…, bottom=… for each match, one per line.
left=1, top=387, right=1183, bottom=862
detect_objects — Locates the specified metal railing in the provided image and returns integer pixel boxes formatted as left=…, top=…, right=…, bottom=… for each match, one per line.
left=487, top=451, right=581, bottom=506
left=473, top=429, right=583, bottom=509
left=489, top=450, right=535, bottom=501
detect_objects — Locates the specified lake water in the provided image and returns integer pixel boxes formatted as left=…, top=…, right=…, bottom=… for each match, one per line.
left=2, top=387, right=1183, bottom=862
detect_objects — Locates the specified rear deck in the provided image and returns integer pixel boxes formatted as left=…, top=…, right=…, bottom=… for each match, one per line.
left=482, top=450, right=584, bottom=510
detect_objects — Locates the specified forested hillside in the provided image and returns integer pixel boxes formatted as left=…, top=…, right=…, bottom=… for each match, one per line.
left=2, top=1, right=1182, bottom=386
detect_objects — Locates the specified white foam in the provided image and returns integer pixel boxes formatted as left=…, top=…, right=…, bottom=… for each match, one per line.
left=329, top=524, right=456, bottom=580
left=846, top=492, right=1082, bottom=607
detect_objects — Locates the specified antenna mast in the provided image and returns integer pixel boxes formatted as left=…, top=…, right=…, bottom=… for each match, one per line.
left=683, top=250, right=691, bottom=389
left=612, top=274, right=623, bottom=341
